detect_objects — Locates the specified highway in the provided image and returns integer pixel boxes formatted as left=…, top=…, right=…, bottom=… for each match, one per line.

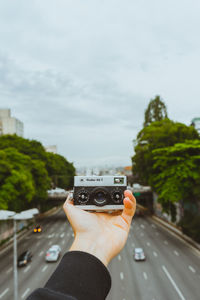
left=0, top=208, right=199, bottom=300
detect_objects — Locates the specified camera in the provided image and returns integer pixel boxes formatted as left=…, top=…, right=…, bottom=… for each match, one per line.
left=73, top=175, right=127, bottom=211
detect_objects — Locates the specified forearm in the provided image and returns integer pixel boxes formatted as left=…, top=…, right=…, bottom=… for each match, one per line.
left=69, top=234, right=110, bottom=266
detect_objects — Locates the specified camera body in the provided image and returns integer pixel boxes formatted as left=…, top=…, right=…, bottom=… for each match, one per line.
left=73, top=175, right=127, bottom=211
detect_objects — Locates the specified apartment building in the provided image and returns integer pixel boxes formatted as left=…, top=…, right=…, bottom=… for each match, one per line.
left=0, top=109, right=24, bottom=137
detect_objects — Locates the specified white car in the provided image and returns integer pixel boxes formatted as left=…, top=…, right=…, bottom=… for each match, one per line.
left=134, top=248, right=146, bottom=261
left=45, top=245, right=61, bottom=262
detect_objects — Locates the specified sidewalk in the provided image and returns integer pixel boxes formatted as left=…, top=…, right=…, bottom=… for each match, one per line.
left=150, top=214, right=200, bottom=253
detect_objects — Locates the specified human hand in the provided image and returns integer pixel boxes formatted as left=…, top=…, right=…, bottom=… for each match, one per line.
left=63, top=190, right=136, bottom=266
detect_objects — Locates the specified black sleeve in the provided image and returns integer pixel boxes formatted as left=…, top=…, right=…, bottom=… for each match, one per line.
left=27, top=251, right=111, bottom=300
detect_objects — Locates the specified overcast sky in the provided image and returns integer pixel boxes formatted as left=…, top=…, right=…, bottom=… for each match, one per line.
left=0, top=0, right=200, bottom=168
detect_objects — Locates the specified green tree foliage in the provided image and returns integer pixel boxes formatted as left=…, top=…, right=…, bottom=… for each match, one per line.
left=0, top=148, right=35, bottom=211
left=151, top=141, right=200, bottom=207
left=0, top=135, right=75, bottom=210
left=45, top=152, right=75, bottom=189
left=132, top=119, right=199, bottom=185
left=143, top=95, right=168, bottom=127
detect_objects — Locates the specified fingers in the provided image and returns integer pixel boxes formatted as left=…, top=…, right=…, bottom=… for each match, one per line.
left=121, top=190, right=136, bottom=226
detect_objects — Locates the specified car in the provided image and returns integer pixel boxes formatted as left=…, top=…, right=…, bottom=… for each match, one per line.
left=17, top=251, right=33, bottom=267
left=45, top=245, right=61, bottom=262
left=134, top=248, right=146, bottom=261
left=33, top=225, right=42, bottom=233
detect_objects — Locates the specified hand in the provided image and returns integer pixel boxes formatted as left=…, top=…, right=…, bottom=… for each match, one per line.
left=63, top=190, right=136, bottom=266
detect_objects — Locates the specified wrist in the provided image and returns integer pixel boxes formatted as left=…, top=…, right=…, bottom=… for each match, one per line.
left=69, top=234, right=110, bottom=266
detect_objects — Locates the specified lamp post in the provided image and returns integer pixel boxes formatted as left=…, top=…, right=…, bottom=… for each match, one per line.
left=0, top=208, right=39, bottom=300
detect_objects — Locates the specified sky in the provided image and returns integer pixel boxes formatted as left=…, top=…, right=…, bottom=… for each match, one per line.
left=0, top=0, right=200, bottom=168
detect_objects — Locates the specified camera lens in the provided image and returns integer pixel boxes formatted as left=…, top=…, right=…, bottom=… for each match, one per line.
left=112, top=191, right=123, bottom=204
left=78, top=191, right=89, bottom=204
left=93, top=189, right=107, bottom=206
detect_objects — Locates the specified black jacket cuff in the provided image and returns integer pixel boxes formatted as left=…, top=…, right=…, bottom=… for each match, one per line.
left=44, top=251, right=111, bottom=300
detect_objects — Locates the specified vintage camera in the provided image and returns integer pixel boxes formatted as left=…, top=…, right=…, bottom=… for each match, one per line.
left=73, top=175, right=127, bottom=211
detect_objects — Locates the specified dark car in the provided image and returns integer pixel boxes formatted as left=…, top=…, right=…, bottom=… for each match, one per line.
left=33, top=225, right=42, bottom=233
left=17, top=251, right=33, bottom=267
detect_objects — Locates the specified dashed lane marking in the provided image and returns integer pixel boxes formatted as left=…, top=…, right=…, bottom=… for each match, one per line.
left=140, top=232, right=144, bottom=237
left=48, top=241, right=52, bottom=246
left=39, top=251, right=44, bottom=257
left=36, top=241, right=40, bottom=247
left=62, top=240, right=65, bottom=245
left=162, top=265, right=185, bottom=300
left=188, top=266, right=196, bottom=273
left=6, top=267, right=12, bottom=274
left=151, top=224, right=156, bottom=228
left=164, top=240, right=168, bottom=245
left=153, top=251, right=158, bottom=257
left=143, top=272, right=148, bottom=280
left=60, top=233, right=65, bottom=238
left=120, top=272, right=124, bottom=280
left=24, top=265, right=31, bottom=273
left=118, top=255, right=121, bottom=261
left=140, top=224, right=145, bottom=229
left=21, top=288, right=30, bottom=299
left=174, top=250, right=179, bottom=256
left=42, top=265, right=48, bottom=272
left=0, top=288, right=9, bottom=298
left=147, top=242, right=150, bottom=246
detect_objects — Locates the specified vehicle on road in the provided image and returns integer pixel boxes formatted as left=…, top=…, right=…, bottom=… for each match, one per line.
left=33, top=225, right=42, bottom=233
left=17, top=250, right=33, bottom=267
left=45, top=245, right=61, bottom=262
left=134, top=248, right=146, bottom=261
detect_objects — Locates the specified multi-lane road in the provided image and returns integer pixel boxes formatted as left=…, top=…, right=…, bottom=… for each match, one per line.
left=0, top=208, right=199, bottom=300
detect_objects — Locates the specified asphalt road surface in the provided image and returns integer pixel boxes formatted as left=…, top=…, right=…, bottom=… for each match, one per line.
left=0, top=208, right=200, bottom=300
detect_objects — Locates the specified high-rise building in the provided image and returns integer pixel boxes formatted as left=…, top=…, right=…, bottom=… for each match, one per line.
left=0, top=109, right=24, bottom=137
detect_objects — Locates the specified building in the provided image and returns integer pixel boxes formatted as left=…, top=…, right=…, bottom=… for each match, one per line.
left=191, top=117, right=200, bottom=135
left=0, top=109, right=24, bottom=137
left=45, top=145, right=57, bottom=154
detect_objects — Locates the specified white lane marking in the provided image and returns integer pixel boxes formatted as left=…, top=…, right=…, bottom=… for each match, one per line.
left=60, top=233, right=65, bottom=238
left=39, top=251, right=44, bottom=257
left=67, top=232, right=70, bottom=237
left=151, top=224, right=156, bottom=228
left=42, top=265, right=48, bottom=272
left=140, top=224, right=145, bottom=229
left=188, top=266, right=196, bottom=273
left=0, top=288, right=9, bottom=298
left=132, top=243, right=135, bottom=247
left=147, top=242, right=150, bottom=246
left=21, top=288, right=30, bottom=299
left=48, top=241, right=52, bottom=246
left=36, top=241, right=40, bottom=247
left=71, top=233, right=74, bottom=237
left=62, top=240, right=65, bottom=245
left=164, top=240, right=168, bottom=245
left=118, top=255, right=121, bottom=261
left=162, top=266, right=185, bottom=300
left=24, top=265, right=31, bottom=273
left=143, top=272, right=148, bottom=280
left=153, top=251, right=158, bottom=257
left=120, top=272, right=124, bottom=280
left=6, top=267, right=12, bottom=274
left=48, top=234, right=55, bottom=238
left=140, top=232, right=144, bottom=237
left=174, top=250, right=179, bottom=256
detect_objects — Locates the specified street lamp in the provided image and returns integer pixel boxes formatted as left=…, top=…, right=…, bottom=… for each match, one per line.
left=0, top=208, right=39, bottom=300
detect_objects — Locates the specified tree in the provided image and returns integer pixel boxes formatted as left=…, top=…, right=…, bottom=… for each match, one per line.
left=45, top=152, right=75, bottom=189
left=143, top=95, right=168, bottom=127
left=0, top=148, right=35, bottom=211
left=132, top=119, right=199, bottom=185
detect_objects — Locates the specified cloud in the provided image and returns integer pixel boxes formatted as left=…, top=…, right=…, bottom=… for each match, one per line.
left=0, top=0, right=200, bottom=167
